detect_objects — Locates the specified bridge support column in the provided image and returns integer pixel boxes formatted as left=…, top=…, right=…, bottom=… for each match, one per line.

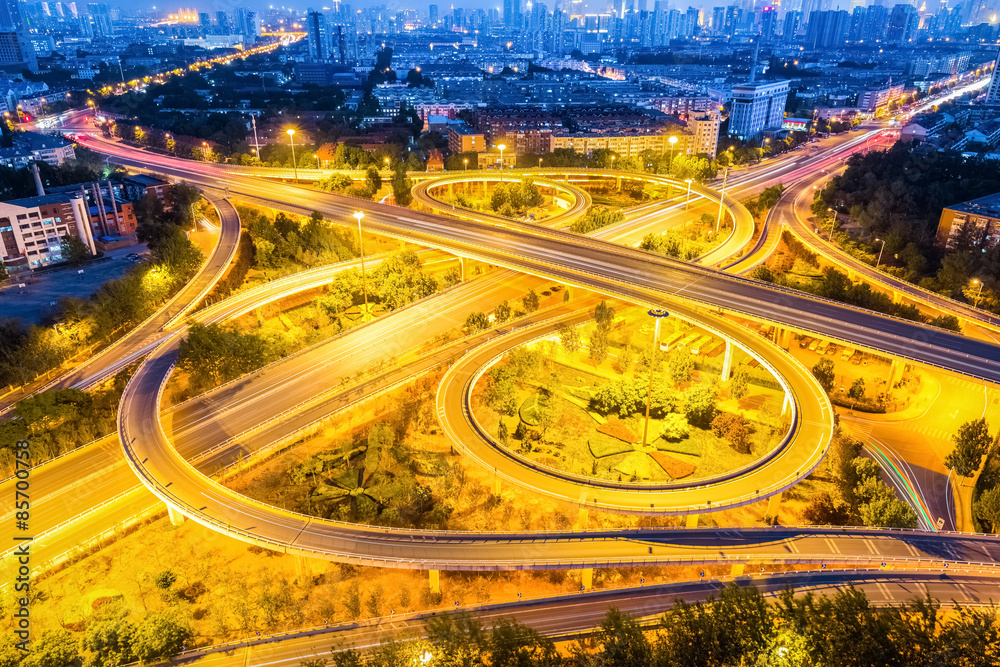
left=778, top=328, right=790, bottom=350
left=167, top=505, right=185, bottom=526
left=581, top=568, right=593, bottom=590
left=887, top=358, right=904, bottom=393
left=892, top=291, right=902, bottom=305
left=765, top=492, right=783, bottom=524
left=578, top=491, right=589, bottom=528
left=459, top=256, right=465, bottom=282
left=493, top=476, right=501, bottom=496
left=730, top=564, right=745, bottom=577
left=429, top=569, right=441, bottom=594
left=721, top=340, right=732, bottom=381
left=686, top=513, right=699, bottom=529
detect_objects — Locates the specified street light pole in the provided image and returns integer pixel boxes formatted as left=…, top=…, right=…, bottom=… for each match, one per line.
left=667, top=136, right=678, bottom=175
left=642, top=309, right=670, bottom=448
left=973, top=279, right=984, bottom=307
left=251, top=115, right=261, bottom=159
left=684, top=178, right=693, bottom=210
left=497, top=144, right=506, bottom=184
left=715, top=166, right=729, bottom=233
left=875, top=237, right=886, bottom=269
left=354, top=211, right=369, bottom=316
left=286, top=129, right=298, bottom=183
left=826, top=207, right=838, bottom=241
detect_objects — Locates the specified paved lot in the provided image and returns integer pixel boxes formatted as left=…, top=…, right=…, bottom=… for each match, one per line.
left=0, top=244, right=148, bottom=325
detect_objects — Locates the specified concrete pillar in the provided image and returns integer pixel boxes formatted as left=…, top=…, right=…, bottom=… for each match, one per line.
left=429, top=569, right=441, bottom=593
left=892, top=291, right=902, bottom=305
left=167, top=505, right=185, bottom=526
left=730, top=564, right=745, bottom=577
left=766, top=492, right=783, bottom=523
left=493, top=476, right=501, bottom=496
left=459, top=256, right=465, bottom=282
left=686, top=513, right=699, bottom=529
left=582, top=568, right=593, bottom=590
left=887, top=358, right=904, bottom=393
left=778, top=328, right=790, bottom=350
left=721, top=340, right=732, bottom=381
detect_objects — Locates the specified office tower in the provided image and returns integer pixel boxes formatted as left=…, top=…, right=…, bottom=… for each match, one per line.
left=0, top=30, right=35, bottom=70
left=985, top=46, right=1000, bottom=105
left=712, top=6, right=725, bottom=30
left=306, top=11, right=331, bottom=61
left=859, top=3, right=887, bottom=41
left=724, top=5, right=740, bottom=35
left=783, top=9, right=802, bottom=37
left=759, top=5, right=776, bottom=39
left=0, top=0, right=24, bottom=29
left=236, top=7, right=260, bottom=39
left=686, top=7, right=699, bottom=34
left=198, top=11, right=210, bottom=27
left=886, top=3, right=918, bottom=43
left=428, top=4, right=438, bottom=22
left=504, top=0, right=520, bottom=27
left=453, top=7, right=463, bottom=29
left=805, top=9, right=848, bottom=47
left=728, top=80, right=789, bottom=141
left=86, top=2, right=112, bottom=38
left=690, top=109, right=720, bottom=158
left=216, top=10, right=230, bottom=33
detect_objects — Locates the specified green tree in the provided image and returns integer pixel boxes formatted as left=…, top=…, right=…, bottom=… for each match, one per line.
left=425, top=612, right=487, bottom=666
left=131, top=612, right=192, bottom=663
left=176, top=322, right=272, bottom=392
left=484, top=367, right=518, bottom=416
left=489, top=618, right=561, bottom=667
left=365, top=165, right=382, bottom=194
left=557, top=322, right=581, bottom=352
left=494, top=300, right=512, bottom=323
left=684, top=383, right=719, bottom=428
left=812, top=358, right=835, bottom=392
left=365, top=422, right=395, bottom=472
left=60, top=234, right=91, bottom=266
left=659, top=413, right=690, bottom=440
left=729, top=366, right=749, bottom=399
left=618, top=344, right=633, bottom=373
left=152, top=224, right=204, bottom=278
left=391, top=163, right=413, bottom=206
left=21, top=630, right=81, bottom=667
left=577, top=608, right=652, bottom=667
left=975, top=486, right=1000, bottom=532
left=82, top=618, right=137, bottom=667
left=522, top=289, right=540, bottom=313
left=465, top=311, right=490, bottom=332
left=849, top=378, right=866, bottom=402
left=594, top=300, right=616, bottom=330
left=155, top=570, right=177, bottom=589
left=668, top=352, right=693, bottom=383
left=802, top=491, right=850, bottom=525
left=590, top=327, right=610, bottom=365
left=946, top=418, right=992, bottom=477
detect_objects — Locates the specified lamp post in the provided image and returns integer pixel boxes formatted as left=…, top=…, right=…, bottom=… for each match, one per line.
left=463, top=158, right=468, bottom=171
left=642, top=309, right=670, bottom=448
left=497, top=143, right=506, bottom=183
left=973, top=279, right=984, bottom=307
left=667, top=135, right=678, bottom=174
left=201, top=141, right=209, bottom=162
left=826, top=207, right=838, bottom=241
left=684, top=178, right=693, bottom=210
left=384, top=156, right=390, bottom=171
left=286, top=129, right=298, bottom=183
left=875, top=237, right=886, bottom=269
left=610, top=155, right=615, bottom=170
left=715, top=166, right=729, bottom=233
left=354, top=211, right=369, bottom=316
left=538, top=157, right=543, bottom=169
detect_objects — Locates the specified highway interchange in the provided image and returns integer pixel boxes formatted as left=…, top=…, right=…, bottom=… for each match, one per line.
left=7, top=117, right=1000, bottom=662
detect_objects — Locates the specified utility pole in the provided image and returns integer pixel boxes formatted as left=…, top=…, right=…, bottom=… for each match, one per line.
left=642, top=309, right=670, bottom=448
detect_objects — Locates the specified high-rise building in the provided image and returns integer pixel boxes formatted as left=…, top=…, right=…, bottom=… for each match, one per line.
left=690, top=109, right=720, bottom=158
left=759, top=5, right=777, bottom=40
left=985, top=46, right=1000, bottom=106
left=428, top=4, right=438, bottom=22
left=805, top=9, right=848, bottom=48
left=216, top=10, right=230, bottom=33
left=886, top=3, right=918, bottom=44
left=235, top=7, right=260, bottom=40
left=0, top=30, right=36, bottom=71
left=198, top=11, right=210, bottom=28
left=0, top=0, right=24, bottom=30
left=711, top=6, right=725, bottom=31
left=859, top=4, right=888, bottom=42
left=783, top=10, right=802, bottom=37
left=306, top=11, right=331, bottom=61
left=728, top=80, right=789, bottom=141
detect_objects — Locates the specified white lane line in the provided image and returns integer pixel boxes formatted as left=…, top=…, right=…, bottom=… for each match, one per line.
left=824, top=538, right=841, bottom=554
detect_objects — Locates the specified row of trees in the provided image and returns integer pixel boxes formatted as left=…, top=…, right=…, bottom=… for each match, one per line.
left=489, top=178, right=543, bottom=217
left=0, top=611, right=191, bottom=667
left=237, top=205, right=358, bottom=275
left=811, top=143, right=1000, bottom=313
left=326, top=585, right=1000, bottom=667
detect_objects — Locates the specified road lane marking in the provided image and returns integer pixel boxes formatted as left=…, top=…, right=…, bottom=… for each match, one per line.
left=824, top=538, right=840, bottom=554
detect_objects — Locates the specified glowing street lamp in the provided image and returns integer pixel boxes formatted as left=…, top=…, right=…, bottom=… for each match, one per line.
left=384, top=156, right=390, bottom=170
left=667, top=135, right=678, bottom=174
left=716, top=166, right=729, bottom=233
left=286, top=129, right=298, bottom=183
left=497, top=143, right=506, bottom=183
left=972, top=279, right=984, bottom=307
left=874, top=237, right=886, bottom=269
left=353, top=211, right=369, bottom=317
left=684, top=178, right=693, bottom=209
left=463, top=158, right=468, bottom=171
